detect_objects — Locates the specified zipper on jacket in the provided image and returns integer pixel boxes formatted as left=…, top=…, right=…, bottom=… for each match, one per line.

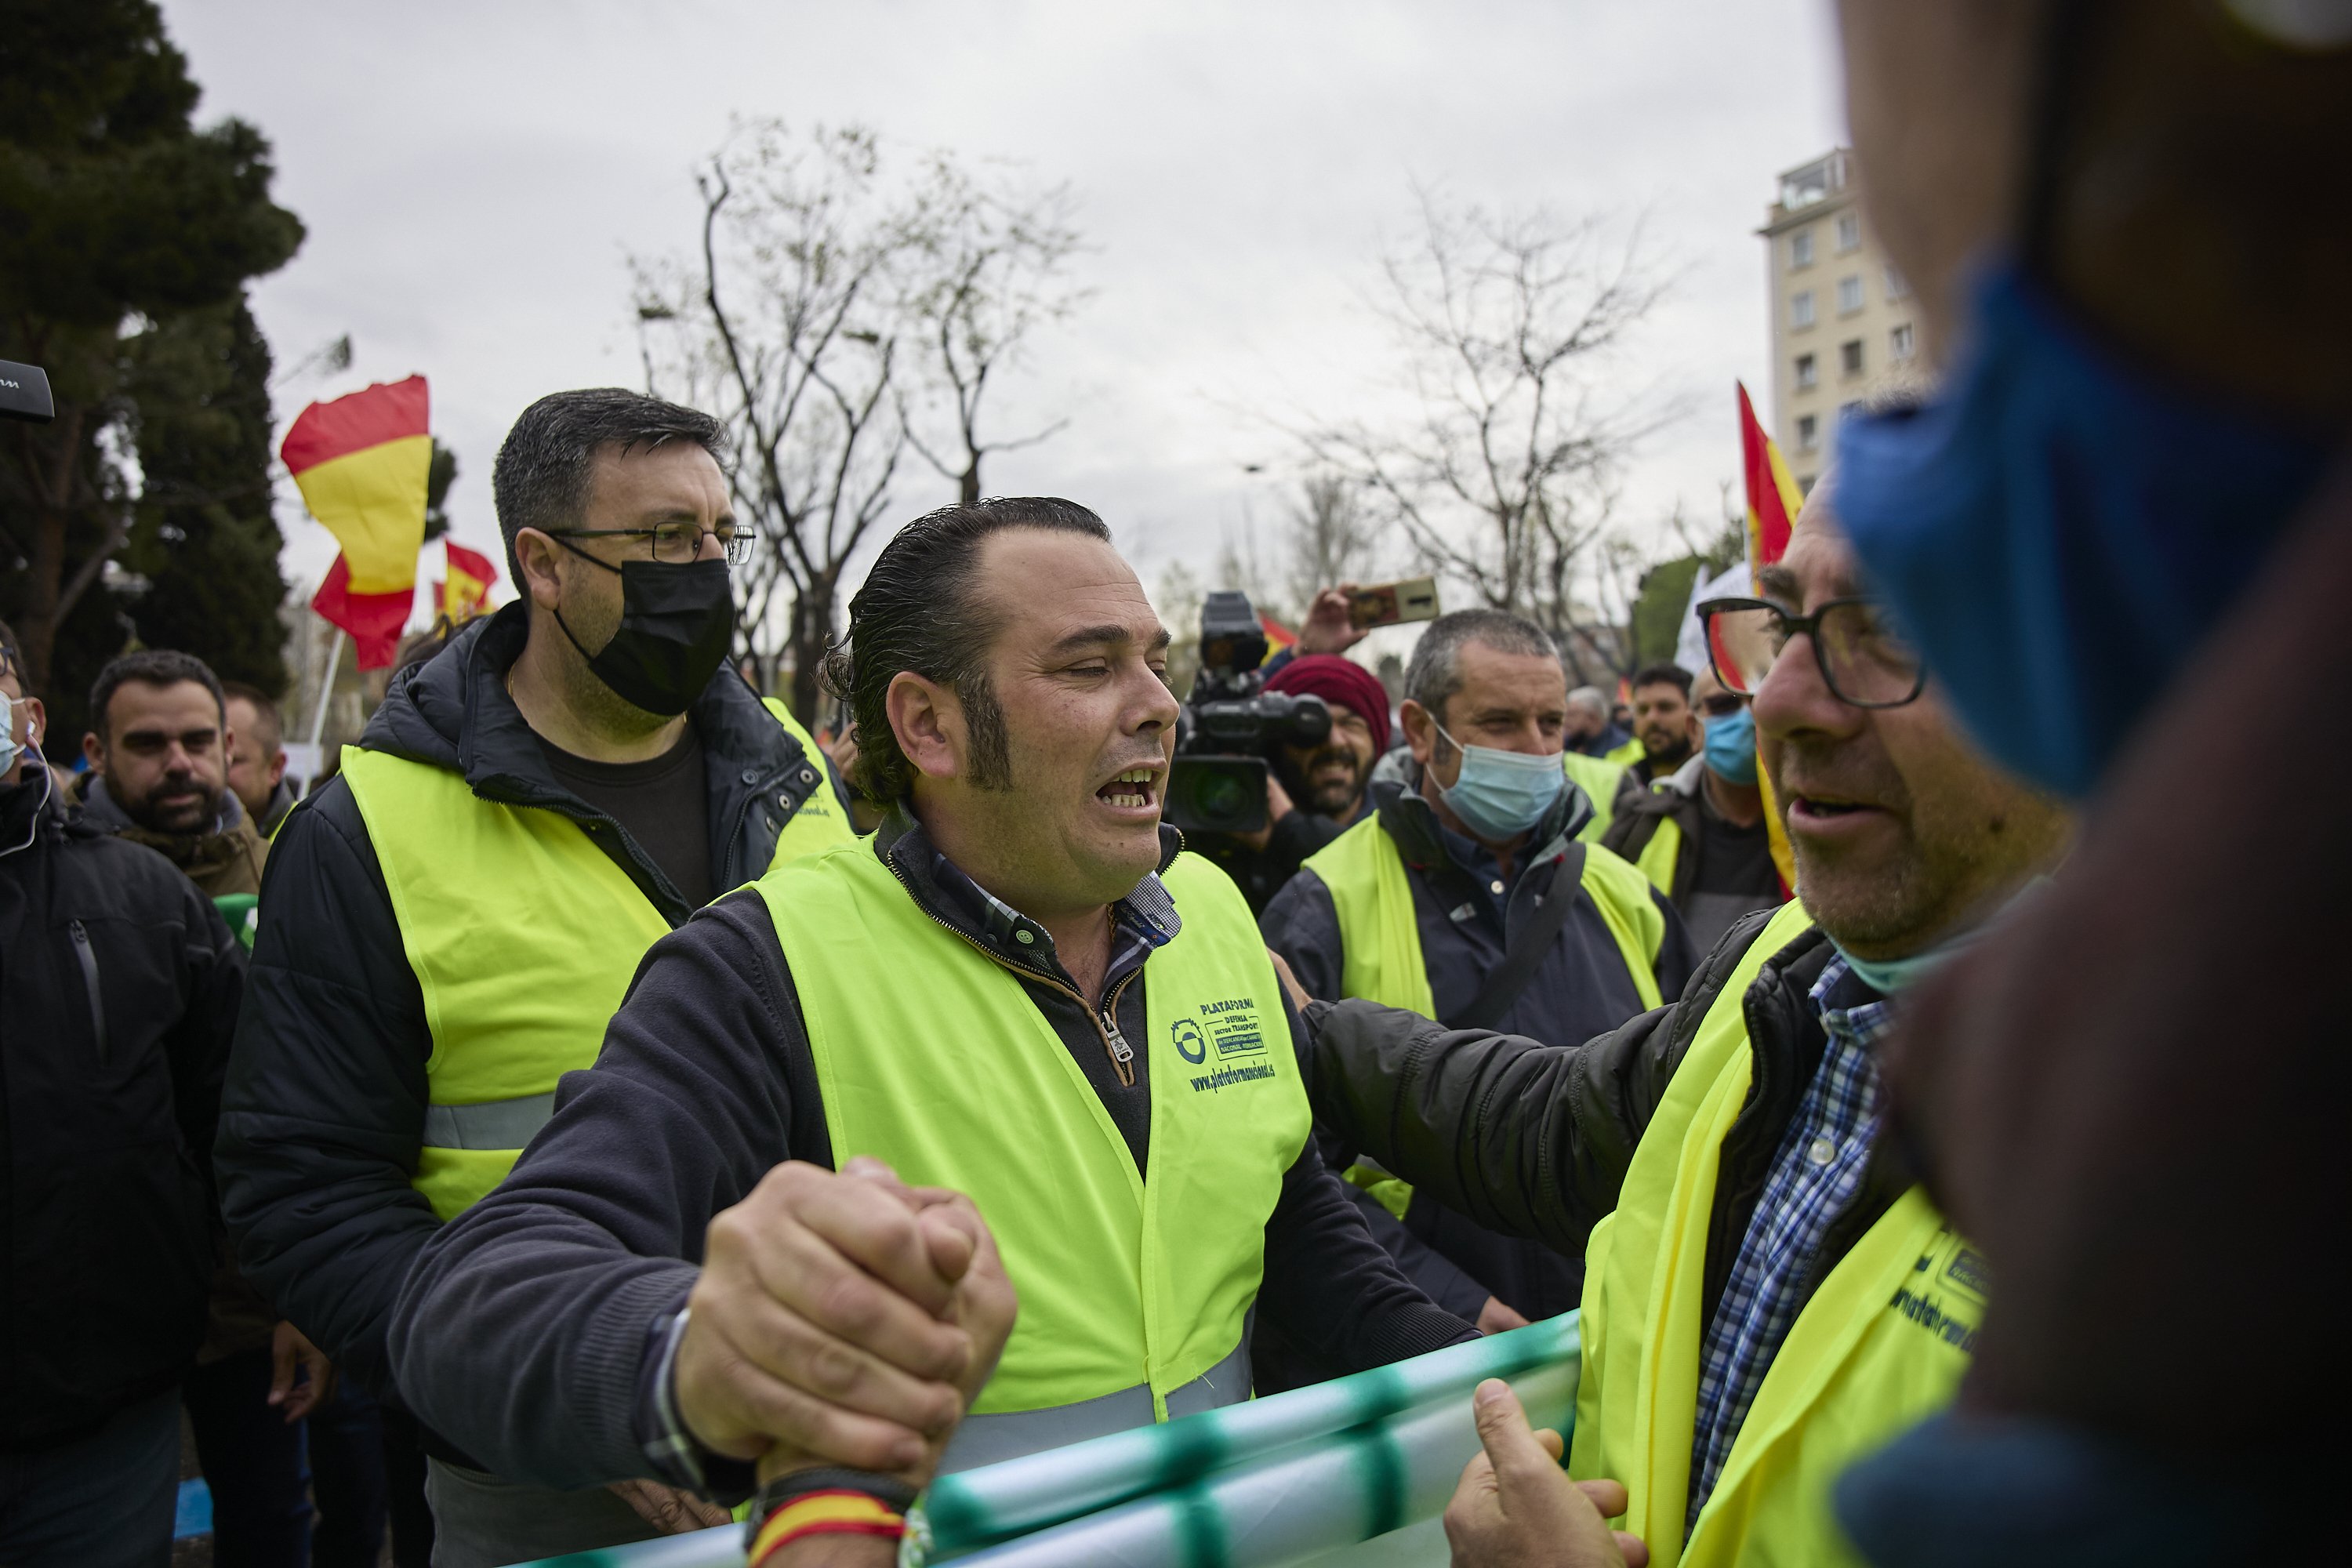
left=881, top=844, right=1141, bottom=1088
left=68, top=918, right=106, bottom=1060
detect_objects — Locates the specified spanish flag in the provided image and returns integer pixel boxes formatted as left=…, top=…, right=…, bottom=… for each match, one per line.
left=434, top=539, right=498, bottom=625
left=282, top=376, right=430, bottom=670
left=1258, top=612, right=1297, bottom=665
left=1737, top=383, right=1804, bottom=894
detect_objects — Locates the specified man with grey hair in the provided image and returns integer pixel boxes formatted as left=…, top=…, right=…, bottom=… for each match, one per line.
left=215, top=387, right=858, bottom=1565
left=1261, top=608, right=1694, bottom=1369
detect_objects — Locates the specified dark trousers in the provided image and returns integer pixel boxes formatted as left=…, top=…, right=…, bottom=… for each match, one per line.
left=184, top=1348, right=313, bottom=1568
left=376, top=1403, right=437, bottom=1568
left=307, top=1384, right=388, bottom=1568
left=0, top=1385, right=180, bottom=1568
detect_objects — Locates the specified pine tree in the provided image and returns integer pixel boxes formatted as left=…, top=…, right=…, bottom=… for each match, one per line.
left=0, top=0, right=303, bottom=730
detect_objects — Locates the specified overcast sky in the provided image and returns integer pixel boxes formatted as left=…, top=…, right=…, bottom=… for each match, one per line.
left=158, top=0, right=1846, bottom=636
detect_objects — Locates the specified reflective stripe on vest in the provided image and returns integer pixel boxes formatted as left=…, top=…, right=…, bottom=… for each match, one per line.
left=759, top=843, right=1308, bottom=1457
left=1562, top=751, right=1628, bottom=844
left=420, top=1092, right=557, bottom=1151
left=342, top=698, right=854, bottom=1221
left=1568, top=899, right=1980, bottom=1568
left=937, top=1341, right=1252, bottom=1475
left=1634, top=815, right=1682, bottom=896
left=1304, top=813, right=1665, bottom=1019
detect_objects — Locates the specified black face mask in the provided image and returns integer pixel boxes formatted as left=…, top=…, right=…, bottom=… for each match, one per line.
left=552, top=550, right=736, bottom=717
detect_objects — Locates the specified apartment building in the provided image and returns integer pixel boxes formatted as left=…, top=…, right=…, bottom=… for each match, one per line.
left=1759, top=149, right=1920, bottom=495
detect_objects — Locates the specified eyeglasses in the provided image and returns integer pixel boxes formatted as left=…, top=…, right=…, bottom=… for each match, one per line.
left=546, top=522, right=758, bottom=566
left=1695, top=595, right=1926, bottom=710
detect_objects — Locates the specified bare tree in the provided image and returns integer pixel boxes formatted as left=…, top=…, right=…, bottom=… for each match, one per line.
left=633, top=122, right=1085, bottom=720
left=898, top=158, right=1088, bottom=508
left=1280, top=473, right=1385, bottom=613
left=1277, top=190, right=1675, bottom=658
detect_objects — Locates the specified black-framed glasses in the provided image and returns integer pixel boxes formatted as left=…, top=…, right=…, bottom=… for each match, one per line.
left=1696, top=595, right=1926, bottom=710
left=546, top=522, right=758, bottom=566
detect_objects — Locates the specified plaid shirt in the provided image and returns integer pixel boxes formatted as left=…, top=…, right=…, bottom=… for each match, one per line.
left=1685, top=956, right=1890, bottom=1536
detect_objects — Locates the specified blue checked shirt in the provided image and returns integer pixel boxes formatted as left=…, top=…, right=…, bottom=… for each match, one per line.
left=1685, top=957, right=1891, bottom=1537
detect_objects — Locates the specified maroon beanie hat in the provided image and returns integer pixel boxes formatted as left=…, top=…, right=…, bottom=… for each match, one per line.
left=1265, top=654, right=1391, bottom=753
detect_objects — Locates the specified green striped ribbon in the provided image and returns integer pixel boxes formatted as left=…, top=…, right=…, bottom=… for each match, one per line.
left=510, top=1313, right=1581, bottom=1568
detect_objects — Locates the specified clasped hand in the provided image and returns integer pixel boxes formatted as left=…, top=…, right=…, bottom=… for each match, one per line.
left=672, top=1156, right=1018, bottom=1489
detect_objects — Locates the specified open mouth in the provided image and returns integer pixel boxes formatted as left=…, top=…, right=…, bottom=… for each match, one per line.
left=1096, top=767, right=1160, bottom=811
left=1789, top=793, right=1883, bottom=823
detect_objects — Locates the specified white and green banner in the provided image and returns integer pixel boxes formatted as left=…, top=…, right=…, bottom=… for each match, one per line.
left=520, top=1314, right=1581, bottom=1568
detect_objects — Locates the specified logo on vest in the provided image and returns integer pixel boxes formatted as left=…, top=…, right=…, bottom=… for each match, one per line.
left=1178, top=1000, right=1276, bottom=1094
left=1888, top=1230, right=1985, bottom=1356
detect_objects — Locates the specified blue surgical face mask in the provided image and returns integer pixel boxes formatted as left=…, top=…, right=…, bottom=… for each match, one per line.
left=1701, top=704, right=1759, bottom=786
left=0, top=693, right=19, bottom=776
left=1828, top=875, right=2053, bottom=996
left=1432, top=723, right=1564, bottom=841
left=1835, top=260, right=2334, bottom=800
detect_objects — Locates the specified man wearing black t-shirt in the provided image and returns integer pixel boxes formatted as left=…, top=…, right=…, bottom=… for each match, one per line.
left=215, top=390, right=858, bottom=1568
left=1603, top=668, right=1788, bottom=953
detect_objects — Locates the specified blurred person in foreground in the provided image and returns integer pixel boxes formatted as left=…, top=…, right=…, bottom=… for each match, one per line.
left=1604, top=668, right=1788, bottom=954
left=385, top=499, right=1476, bottom=1565
left=212, top=388, right=855, bottom=1568
left=75, top=649, right=269, bottom=897
left=1194, top=652, right=1389, bottom=914
left=1263, top=608, right=1695, bottom=1366
left=1305, top=492, right=2071, bottom=1568
left=0, top=619, right=245, bottom=1568
left=1813, top=2, right=2352, bottom=1562
left=223, top=681, right=297, bottom=837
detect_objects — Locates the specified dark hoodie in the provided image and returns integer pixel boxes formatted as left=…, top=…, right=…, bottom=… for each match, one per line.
left=1, top=764, right=244, bottom=1446
left=212, top=604, right=841, bottom=1432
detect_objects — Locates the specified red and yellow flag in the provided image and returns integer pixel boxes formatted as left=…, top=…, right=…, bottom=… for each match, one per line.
left=1258, top=612, right=1298, bottom=665
left=434, top=539, right=498, bottom=625
left=1737, top=382, right=1804, bottom=894
left=282, top=376, right=430, bottom=670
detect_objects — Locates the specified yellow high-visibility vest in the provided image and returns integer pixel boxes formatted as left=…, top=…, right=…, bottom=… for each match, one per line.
left=343, top=698, right=853, bottom=1221
left=757, top=844, right=1308, bottom=1471
left=1570, top=899, right=1980, bottom=1568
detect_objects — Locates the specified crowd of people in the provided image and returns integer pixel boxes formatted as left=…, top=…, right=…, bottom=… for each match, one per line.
left=2, top=2, right=2345, bottom=1566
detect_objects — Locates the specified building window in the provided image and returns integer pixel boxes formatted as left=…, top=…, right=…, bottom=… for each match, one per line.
left=1789, top=228, right=1815, bottom=268
left=1891, top=321, right=1915, bottom=359
left=1797, top=413, right=1819, bottom=451
left=1886, top=263, right=1911, bottom=300
left=1841, top=339, right=1864, bottom=377
left=1795, top=352, right=1817, bottom=390
left=1835, top=212, right=1860, bottom=252
left=1791, top=290, right=1816, bottom=328
left=1837, top=275, right=1864, bottom=314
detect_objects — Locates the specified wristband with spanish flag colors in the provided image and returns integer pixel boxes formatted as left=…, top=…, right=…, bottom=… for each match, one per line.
left=745, top=1490, right=905, bottom=1566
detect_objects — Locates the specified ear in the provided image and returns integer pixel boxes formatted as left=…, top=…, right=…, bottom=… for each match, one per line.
left=19, top=695, right=45, bottom=752
left=887, top=671, right=964, bottom=785
left=82, top=731, right=104, bottom=774
left=513, top=529, right=568, bottom=615
left=1399, top=699, right=1439, bottom=767
left=265, top=746, right=289, bottom=787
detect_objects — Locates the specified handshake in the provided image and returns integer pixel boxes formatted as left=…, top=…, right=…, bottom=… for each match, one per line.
left=673, top=1156, right=1020, bottom=1491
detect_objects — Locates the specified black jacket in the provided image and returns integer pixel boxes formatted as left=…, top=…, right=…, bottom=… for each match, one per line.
left=213, top=604, right=840, bottom=1428
left=1305, top=910, right=1911, bottom=1334
left=1, top=767, right=244, bottom=1448
left=1263, top=775, right=1697, bottom=1325
left=385, top=811, right=1475, bottom=1493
